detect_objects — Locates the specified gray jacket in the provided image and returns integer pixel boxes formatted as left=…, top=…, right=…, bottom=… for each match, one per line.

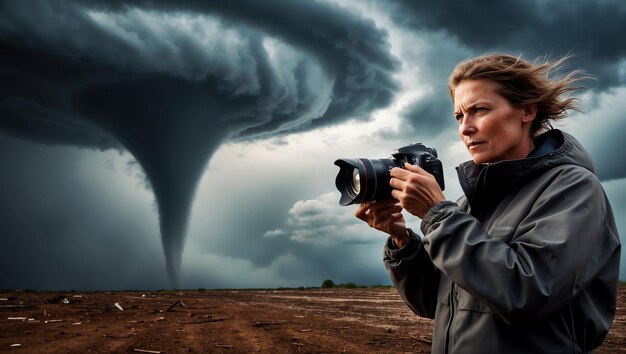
left=384, top=130, right=621, bottom=353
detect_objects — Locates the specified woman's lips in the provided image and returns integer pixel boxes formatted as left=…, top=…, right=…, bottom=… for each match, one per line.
left=468, top=141, right=485, bottom=150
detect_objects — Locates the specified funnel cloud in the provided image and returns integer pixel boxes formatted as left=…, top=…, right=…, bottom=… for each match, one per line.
left=0, top=0, right=399, bottom=285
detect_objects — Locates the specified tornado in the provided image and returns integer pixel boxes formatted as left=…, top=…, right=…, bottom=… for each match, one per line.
left=73, top=77, right=238, bottom=286
left=0, top=0, right=399, bottom=287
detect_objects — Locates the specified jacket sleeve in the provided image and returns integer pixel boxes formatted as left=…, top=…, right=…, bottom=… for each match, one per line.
left=421, top=167, right=621, bottom=325
left=383, top=229, right=441, bottom=318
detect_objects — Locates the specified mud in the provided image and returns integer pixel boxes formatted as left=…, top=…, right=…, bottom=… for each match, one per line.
left=1, top=286, right=624, bottom=353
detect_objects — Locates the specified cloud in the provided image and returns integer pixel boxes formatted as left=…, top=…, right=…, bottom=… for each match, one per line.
left=0, top=136, right=166, bottom=291
left=601, top=178, right=626, bottom=279
left=385, top=0, right=626, bottom=90
left=263, top=229, right=287, bottom=238
left=0, top=0, right=400, bottom=285
left=366, top=0, right=626, bottom=149
left=266, top=192, right=384, bottom=246
left=558, top=87, right=626, bottom=181
left=288, top=193, right=354, bottom=227
left=182, top=189, right=393, bottom=288
left=1, top=0, right=624, bottom=289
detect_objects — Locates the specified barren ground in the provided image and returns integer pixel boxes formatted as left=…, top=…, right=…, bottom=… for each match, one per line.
left=1, top=286, right=624, bottom=353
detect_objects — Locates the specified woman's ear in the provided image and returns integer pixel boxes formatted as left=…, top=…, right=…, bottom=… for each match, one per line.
left=521, top=104, right=537, bottom=123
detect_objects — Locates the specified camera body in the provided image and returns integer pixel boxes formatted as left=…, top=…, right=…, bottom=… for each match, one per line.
left=334, top=143, right=445, bottom=206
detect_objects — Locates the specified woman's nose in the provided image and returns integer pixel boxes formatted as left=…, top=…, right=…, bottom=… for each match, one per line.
left=459, top=118, right=476, bottom=136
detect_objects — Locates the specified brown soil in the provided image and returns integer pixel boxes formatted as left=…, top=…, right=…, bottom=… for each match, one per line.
left=1, top=286, right=624, bottom=353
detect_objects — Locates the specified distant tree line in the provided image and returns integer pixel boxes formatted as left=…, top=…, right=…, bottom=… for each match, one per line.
left=320, top=279, right=391, bottom=289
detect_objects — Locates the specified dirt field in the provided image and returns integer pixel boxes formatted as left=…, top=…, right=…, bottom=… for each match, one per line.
left=1, top=286, right=624, bottom=353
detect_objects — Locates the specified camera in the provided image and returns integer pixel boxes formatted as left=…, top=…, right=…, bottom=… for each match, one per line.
left=334, top=143, right=445, bottom=206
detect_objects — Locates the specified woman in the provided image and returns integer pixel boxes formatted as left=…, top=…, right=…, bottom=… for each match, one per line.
left=355, top=54, right=621, bottom=353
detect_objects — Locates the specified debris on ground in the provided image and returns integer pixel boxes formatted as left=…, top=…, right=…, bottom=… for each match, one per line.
left=0, top=287, right=623, bottom=353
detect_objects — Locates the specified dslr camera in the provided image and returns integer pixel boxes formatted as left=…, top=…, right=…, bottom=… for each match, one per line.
left=334, top=143, right=445, bottom=206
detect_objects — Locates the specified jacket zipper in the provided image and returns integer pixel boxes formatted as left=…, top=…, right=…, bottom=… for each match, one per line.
left=444, top=283, right=456, bottom=353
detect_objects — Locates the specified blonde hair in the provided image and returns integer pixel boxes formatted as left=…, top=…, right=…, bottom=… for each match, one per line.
left=448, top=53, right=589, bottom=136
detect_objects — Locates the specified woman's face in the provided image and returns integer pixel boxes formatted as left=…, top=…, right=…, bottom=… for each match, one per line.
left=453, top=79, right=535, bottom=164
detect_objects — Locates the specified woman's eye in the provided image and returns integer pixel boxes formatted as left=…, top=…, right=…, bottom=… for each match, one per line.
left=455, top=114, right=463, bottom=121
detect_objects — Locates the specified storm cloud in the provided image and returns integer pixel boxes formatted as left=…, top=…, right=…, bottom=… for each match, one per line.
left=377, top=0, right=626, bottom=180
left=1, top=0, right=624, bottom=290
left=386, top=0, right=626, bottom=89
left=0, top=0, right=398, bottom=285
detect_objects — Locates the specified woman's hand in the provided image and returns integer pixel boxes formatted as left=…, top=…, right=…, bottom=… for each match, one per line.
left=355, top=200, right=409, bottom=247
left=390, top=163, right=446, bottom=219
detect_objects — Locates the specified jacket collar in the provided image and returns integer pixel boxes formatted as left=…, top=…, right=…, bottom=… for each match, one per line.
left=455, top=129, right=585, bottom=216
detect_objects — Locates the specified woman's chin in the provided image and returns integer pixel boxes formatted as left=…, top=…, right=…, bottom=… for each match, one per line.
left=471, top=155, right=488, bottom=164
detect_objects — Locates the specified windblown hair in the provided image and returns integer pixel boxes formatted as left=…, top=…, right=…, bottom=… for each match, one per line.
left=448, top=53, right=589, bottom=136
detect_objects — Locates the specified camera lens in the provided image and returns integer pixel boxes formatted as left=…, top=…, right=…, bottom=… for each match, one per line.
left=350, top=168, right=361, bottom=195
left=334, top=158, right=398, bottom=205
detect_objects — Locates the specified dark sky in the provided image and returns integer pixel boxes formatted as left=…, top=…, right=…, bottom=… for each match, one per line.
left=1, top=0, right=625, bottom=290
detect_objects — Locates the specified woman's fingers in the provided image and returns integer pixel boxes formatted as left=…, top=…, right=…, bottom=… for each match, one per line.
left=355, top=201, right=402, bottom=228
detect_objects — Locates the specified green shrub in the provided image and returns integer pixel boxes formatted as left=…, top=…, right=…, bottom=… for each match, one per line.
left=321, top=279, right=335, bottom=288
